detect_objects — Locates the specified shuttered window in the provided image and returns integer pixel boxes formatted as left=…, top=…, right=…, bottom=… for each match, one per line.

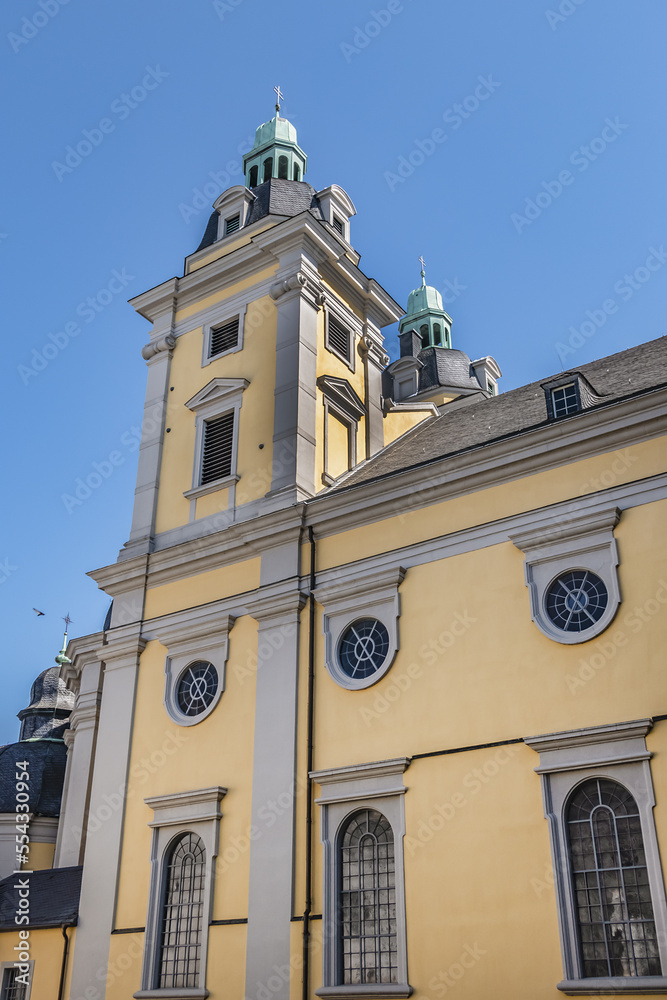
left=224, top=214, right=240, bottom=236
left=332, top=215, right=344, bottom=236
left=209, top=316, right=239, bottom=358
left=201, top=411, right=234, bottom=485
left=327, top=314, right=351, bottom=362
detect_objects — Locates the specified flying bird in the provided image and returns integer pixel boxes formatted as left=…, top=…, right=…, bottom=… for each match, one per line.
left=32, top=608, right=45, bottom=616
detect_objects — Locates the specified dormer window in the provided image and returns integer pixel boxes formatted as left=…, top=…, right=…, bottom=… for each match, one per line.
left=224, top=214, right=240, bottom=236
left=332, top=215, right=344, bottom=236
left=487, top=379, right=497, bottom=395
left=551, top=382, right=579, bottom=417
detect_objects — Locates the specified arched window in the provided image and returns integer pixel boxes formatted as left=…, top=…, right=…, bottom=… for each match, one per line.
left=278, top=155, right=288, bottom=179
left=294, top=163, right=301, bottom=181
left=567, top=778, right=661, bottom=979
left=339, top=810, right=397, bottom=985
left=263, top=157, right=273, bottom=182
left=249, top=165, right=258, bottom=187
left=433, top=323, right=442, bottom=345
left=420, top=324, right=429, bottom=348
left=158, top=833, right=206, bottom=989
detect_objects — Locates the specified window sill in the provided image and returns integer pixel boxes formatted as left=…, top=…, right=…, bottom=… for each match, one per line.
left=134, top=990, right=209, bottom=999
left=315, top=986, right=412, bottom=999
left=183, top=474, right=239, bottom=501
left=558, top=977, right=667, bottom=995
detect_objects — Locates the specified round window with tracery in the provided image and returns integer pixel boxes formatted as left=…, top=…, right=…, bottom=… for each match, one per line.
left=338, top=618, right=390, bottom=681
left=545, top=570, right=608, bottom=633
left=176, top=661, right=219, bottom=718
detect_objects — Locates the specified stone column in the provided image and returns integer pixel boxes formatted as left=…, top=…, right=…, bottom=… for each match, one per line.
left=54, top=634, right=104, bottom=869
left=244, top=582, right=307, bottom=1000
left=67, top=626, right=145, bottom=1000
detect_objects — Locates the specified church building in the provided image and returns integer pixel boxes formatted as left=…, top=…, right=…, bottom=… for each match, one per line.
left=1, top=97, right=667, bottom=1000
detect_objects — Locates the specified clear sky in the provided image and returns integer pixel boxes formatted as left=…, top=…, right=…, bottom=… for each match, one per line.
left=1, top=0, right=666, bottom=740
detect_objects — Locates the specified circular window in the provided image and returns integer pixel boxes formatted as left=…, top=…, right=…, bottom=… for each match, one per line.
left=338, top=618, right=390, bottom=680
left=176, top=661, right=219, bottom=718
left=545, top=570, right=608, bottom=633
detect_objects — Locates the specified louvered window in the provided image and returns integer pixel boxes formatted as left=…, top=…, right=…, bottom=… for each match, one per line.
left=201, top=411, right=234, bottom=485
left=332, top=215, right=344, bottom=236
left=224, top=214, right=240, bottom=236
left=327, top=314, right=351, bottom=362
left=209, top=316, right=239, bottom=358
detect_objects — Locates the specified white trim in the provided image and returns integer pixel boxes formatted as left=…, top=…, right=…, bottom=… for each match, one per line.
left=323, top=398, right=357, bottom=486
left=511, top=507, right=621, bottom=644
left=314, top=568, right=405, bottom=691
left=525, top=721, right=667, bottom=990
left=137, top=787, right=226, bottom=998
left=311, top=758, right=412, bottom=997
left=201, top=305, right=246, bottom=368
left=157, top=612, right=234, bottom=727
left=185, top=378, right=249, bottom=509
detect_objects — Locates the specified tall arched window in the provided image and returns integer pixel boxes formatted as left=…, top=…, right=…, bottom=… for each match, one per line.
left=420, top=324, right=429, bottom=348
left=263, top=157, right=273, bottom=182
left=278, top=155, right=288, bottom=179
left=293, top=163, right=300, bottom=181
left=339, top=810, right=397, bottom=985
left=158, top=833, right=206, bottom=989
left=433, top=323, right=442, bottom=345
left=567, top=778, right=661, bottom=979
left=249, top=165, right=258, bottom=187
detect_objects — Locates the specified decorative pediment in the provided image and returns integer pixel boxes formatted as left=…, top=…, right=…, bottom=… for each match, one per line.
left=316, top=375, right=365, bottom=421
left=185, top=378, right=250, bottom=413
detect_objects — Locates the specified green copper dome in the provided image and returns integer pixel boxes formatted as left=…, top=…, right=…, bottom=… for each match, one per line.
left=243, top=100, right=308, bottom=188
left=399, top=269, right=453, bottom=349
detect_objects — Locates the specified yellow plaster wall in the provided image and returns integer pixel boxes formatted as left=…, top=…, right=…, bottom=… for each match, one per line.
left=104, top=931, right=144, bottom=1000
left=316, top=435, right=666, bottom=572
left=155, top=291, right=278, bottom=535
left=382, top=407, right=433, bottom=445
left=174, top=266, right=278, bottom=324
left=207, top=924, right=247, bottom=999
left=311, top=498, right=667, bottom=768
left=25, top=840, right=54, bottom=871
left=0, top=927, right=69, bottom=1000
left=143, top=557, right=260, bottom=619
left=114, top=617, right=258, bottom=936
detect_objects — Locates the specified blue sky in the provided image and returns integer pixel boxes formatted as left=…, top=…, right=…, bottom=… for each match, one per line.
left=1, top=0, right=666, bottom=739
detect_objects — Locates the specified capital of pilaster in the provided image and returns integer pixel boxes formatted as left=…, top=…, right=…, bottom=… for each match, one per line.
left=246, top=580, right=308, bottom=628
left=141, top=333, right=176, bottom=361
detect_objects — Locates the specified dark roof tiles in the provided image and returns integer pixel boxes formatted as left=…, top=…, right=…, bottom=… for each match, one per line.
left=0, top=867, right=82, bottom=930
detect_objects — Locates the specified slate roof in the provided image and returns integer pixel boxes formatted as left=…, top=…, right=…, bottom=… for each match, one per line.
left=0, top=866, right=82, bottom=930
left=340, top=337, right=667, bottom=490
left=0, top=740, right=67, bottom=817
left=418, top=347, right=483, bottom=393
left=195, top=179, right=324, bottom=253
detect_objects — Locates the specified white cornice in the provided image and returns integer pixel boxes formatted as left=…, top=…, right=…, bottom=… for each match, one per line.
left=311, top=757, right=410, bottom=786
left=524, top=719, right=653, bottom=754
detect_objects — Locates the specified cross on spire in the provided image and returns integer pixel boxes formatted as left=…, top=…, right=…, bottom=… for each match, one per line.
left=274, top=85, right=284, bottom=114
left=62, top=612, right=73, bottom=634
left=418, top=255, right=426, bottom=285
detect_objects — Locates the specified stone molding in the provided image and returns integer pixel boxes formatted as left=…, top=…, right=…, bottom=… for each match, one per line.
left=511, top=505, right=621, bottom=645
left=246, top=579, right=308, bottom=626
left=156, top=612, right=235, bottom=727
left=141, top=333, right=176, bottom=361
left=144, top=786, right=227, bottom=828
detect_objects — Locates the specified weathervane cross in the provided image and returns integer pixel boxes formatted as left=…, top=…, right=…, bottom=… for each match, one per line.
left=62, top=612, right=73, bottom=631
left=418, top=254, right=426, bottom=273
left=274, top=85, right=284, bottom=112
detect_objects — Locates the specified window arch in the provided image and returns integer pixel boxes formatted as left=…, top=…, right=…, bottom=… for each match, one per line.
left=278, top=154, right=288, bottom=179
left=339, top=809, right=397, bottom=985
left=420, top=324, right=429, bottom=348
left=293, top=163, right=300, bottom=181
left=433, top=323, right=442, bottom=345
left=249, top=164, right=258, bottom=187
left=263, top=157, right=273, bottom=182
left=158, top=832, right=206, bottom=989
left=566, top=777, right=661, bottom=979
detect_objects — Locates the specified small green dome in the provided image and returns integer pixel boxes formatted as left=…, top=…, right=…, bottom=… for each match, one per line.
left=243, top=105, right=308, bottom=187
left=251, top=115, right=299, bottom=153
left=406, top=281, right=444, bottom=316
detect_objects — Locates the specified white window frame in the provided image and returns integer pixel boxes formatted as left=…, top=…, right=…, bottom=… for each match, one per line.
left=323, top=398, right=356, bottom=486
left=525, top=719, right=667, bottom=995
left=311, top=758, right=412, bottom=999
left=313, top=567, right=405, bottom=691
left=184, top=378, right=249, bottom=502
left=156, top=610, right=235, bottom=727
left=201, top=305, right=246, bottom=367
left=1, top=961, right=34, bottom=1000
left=510, top=507, right=622, bottom=645
left=134, top=787, right=227, bottom=1000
